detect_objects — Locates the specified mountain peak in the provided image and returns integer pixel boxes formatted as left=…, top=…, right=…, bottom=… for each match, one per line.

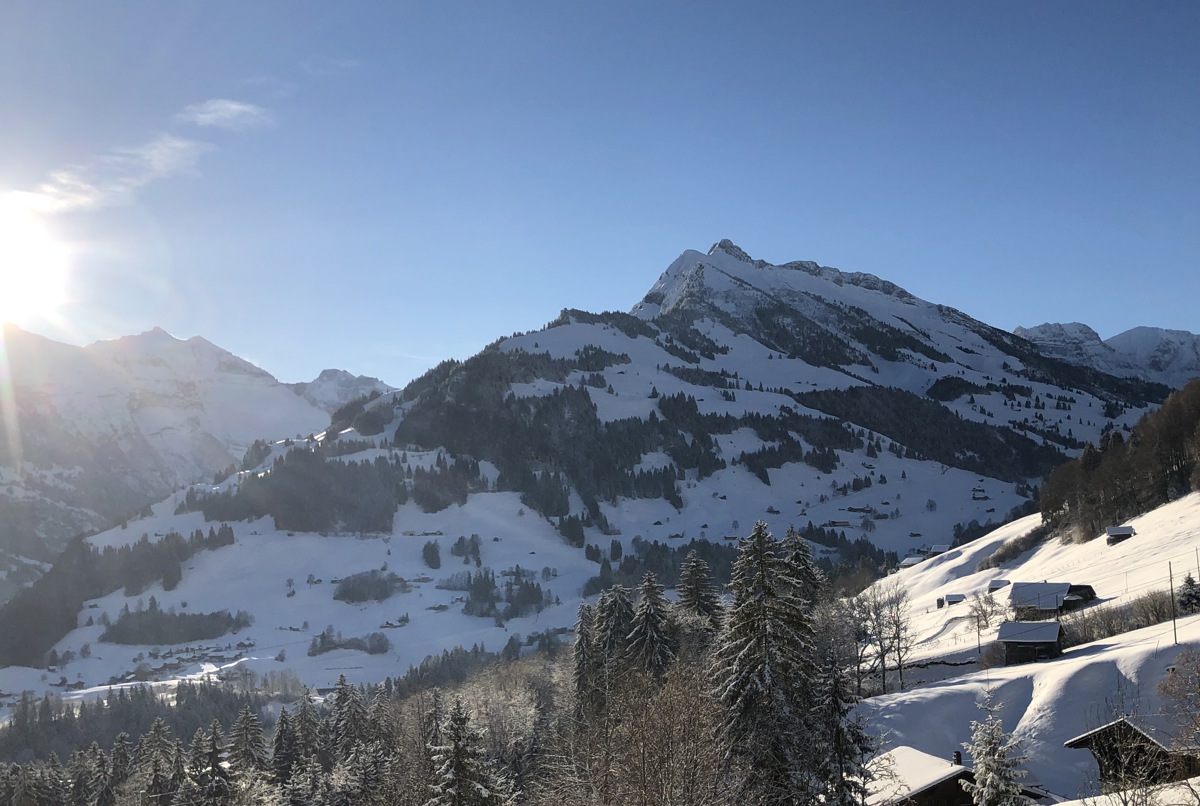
left=707, top=239, right=756, bottom=263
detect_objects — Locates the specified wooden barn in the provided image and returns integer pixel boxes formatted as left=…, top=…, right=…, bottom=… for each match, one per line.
left=1105, top=525, right=1136, bottom=546
left=1008, top=581, right=1096, bottom=619
left=996, top=620, right=1063, bottom=664
left=1064, top=714, right=1200, bottom=790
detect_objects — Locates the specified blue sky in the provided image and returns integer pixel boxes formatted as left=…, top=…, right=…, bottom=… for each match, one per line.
left=2, top=1, right=1197, bottom=385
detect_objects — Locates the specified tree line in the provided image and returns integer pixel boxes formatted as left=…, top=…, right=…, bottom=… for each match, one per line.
left=1040, top=379, right=1200, bottom=539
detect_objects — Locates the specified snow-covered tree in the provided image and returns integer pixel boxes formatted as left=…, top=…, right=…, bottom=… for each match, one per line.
left=425, top=699, right=513, bottom=806
left=712, top=521, right=817, bottom=804
left=329, top=674, right=371, bottom=761
left=960, top=694, right=1033, bottom=806
left=626, top=572, right=677, bottom=678
left=1178, top=572, right=1200, bottom=614
left=677, top=549, right=723, bottom=626
left=228, top=705, right=269, bottom=781
left=571, top=603, right=601, bottom=716
left=594, top=584, right=635, bottom=671
left=810, top=648, right=874, bottom=806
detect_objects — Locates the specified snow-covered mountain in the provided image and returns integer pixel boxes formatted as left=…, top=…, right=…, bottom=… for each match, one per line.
left=1, top=240, right=1197, bottom=798
left=0, top=324, right=391, bottom=574
left=1016, top=322, right=1200, bottom=390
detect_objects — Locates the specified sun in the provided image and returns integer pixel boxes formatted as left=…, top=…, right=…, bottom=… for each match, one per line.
left=0, top=198, right=70, bottom=325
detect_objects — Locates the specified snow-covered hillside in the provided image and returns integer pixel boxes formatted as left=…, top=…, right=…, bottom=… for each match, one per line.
left=860, top=491, right=1200, bottom=800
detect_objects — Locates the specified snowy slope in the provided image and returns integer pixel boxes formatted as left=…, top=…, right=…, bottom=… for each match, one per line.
left=860, top=492, right=1200, bottom=800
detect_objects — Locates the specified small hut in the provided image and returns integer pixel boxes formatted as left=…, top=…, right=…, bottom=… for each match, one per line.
left=1105, top=525, right=1136, bottom=546
left=996, top=621, right=1062, bottom=664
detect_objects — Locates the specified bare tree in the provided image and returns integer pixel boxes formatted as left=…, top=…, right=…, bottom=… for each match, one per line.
left=857, top=578, right=911, bottom=694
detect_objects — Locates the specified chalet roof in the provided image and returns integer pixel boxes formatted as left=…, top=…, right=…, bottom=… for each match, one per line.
left=866, top=746, right=968, bottom=806
left=997, top=620, right=1062, bottom=643
left=1106, top=526, right=1136, bottom=537
left=1009, top=582, right=1071, bottom=610
left=944, top=593, right=966, bottom=604
left=929, top=544, right=952, bottom=553
left=1064, top=714, right=1200, bottom=753
left=899, top=556, right=923, bottom=568
left=988, top=578, right=1010, bottom=592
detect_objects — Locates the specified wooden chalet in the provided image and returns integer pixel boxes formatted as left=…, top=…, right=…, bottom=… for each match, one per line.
left=1064, top=714, right=1200, bottom=790
left=1008, top=582, right=1096, bottom=619
left=867, top=746, right=1050, bottom=806
left=996, top=620, right=1063, bottom=664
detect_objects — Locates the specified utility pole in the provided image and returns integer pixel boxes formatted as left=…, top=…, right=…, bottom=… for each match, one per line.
left=1170, top=561, right=1179, bottom=646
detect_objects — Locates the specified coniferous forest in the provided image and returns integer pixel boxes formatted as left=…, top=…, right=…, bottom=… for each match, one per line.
left=0, top=524, right=913, bottom=805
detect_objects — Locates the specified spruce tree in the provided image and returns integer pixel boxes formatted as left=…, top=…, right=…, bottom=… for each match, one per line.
left=594, top=585, right=635, bottom=672
left=677, top=548, right=723, bottom=626
left=330, top=674, right=370, bottom=762
left=1179, top=572, right=1200, bottom=614
left=780, top=526, right=825, bottom=615
left=272, top=709, right=299, bottom=785
left=571, top=603, right=601, bottom=716
left=960, top=694, right=1033, bottom=806
left=712, top=521, right=817, bottom=804
left=626, top=572, right=677, bottom=678
left=425, top=699, right=513, bottom=806
left=228, top=705, right=269, bottom=780
left=810, top=649, right=874, bottom=806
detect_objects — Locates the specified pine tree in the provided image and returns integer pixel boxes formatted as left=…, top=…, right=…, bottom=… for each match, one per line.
left=1179, top=572, right=1200, bottom=614
left=960, top=694, right=1033, bottom=806
left=272, top=709, right=299, bottom=785
left=293, top=691, right=323, bottom=761
left=131, top=719, right=178, bottom=805
left=191, top=720, right=232, bottom=806
left=677, top=549, right=723, bottom=626
left=810, top=649, right=874, bottom=806
left=109, top=731, right=133, bottom=791
left=571, top=603, right=601, bottom=716
left=712, top=521, right=817, bottom=804
left=329, top=674, right=370, bottom=762
left=626, top=572, right=677, bottom=678
left=780, top=526, right=825, bottom=614
left=594, top=585, right=635, bottom=671
left=228, top=705, right=269, bottom=780
left=424, top=699, right=513, bottom=806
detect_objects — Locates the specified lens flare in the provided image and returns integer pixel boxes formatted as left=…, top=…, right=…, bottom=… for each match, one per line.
left=0, top=197, right=70, bottom=325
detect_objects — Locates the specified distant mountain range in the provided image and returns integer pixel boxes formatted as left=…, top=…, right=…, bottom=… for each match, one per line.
left=1014, top=322, right=1200, bottom=390
left=0, top=324, right=390, bottom=573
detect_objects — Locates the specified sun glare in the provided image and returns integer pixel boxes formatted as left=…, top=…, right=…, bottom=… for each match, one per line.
left=0, top=198, right=70, bottom=325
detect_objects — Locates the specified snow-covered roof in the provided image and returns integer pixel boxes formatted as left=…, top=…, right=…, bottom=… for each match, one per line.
left=899, top=556, right=924, bottom=568
left=1008, top=582, right=1071, bottom=610
left=944, top=593, right=966, bottom=604
left=866, top=745, right=968, bottom=806
left=997, top=620, right=1062, bottom=643
left=1105, top=526, right=1135, bottom=537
